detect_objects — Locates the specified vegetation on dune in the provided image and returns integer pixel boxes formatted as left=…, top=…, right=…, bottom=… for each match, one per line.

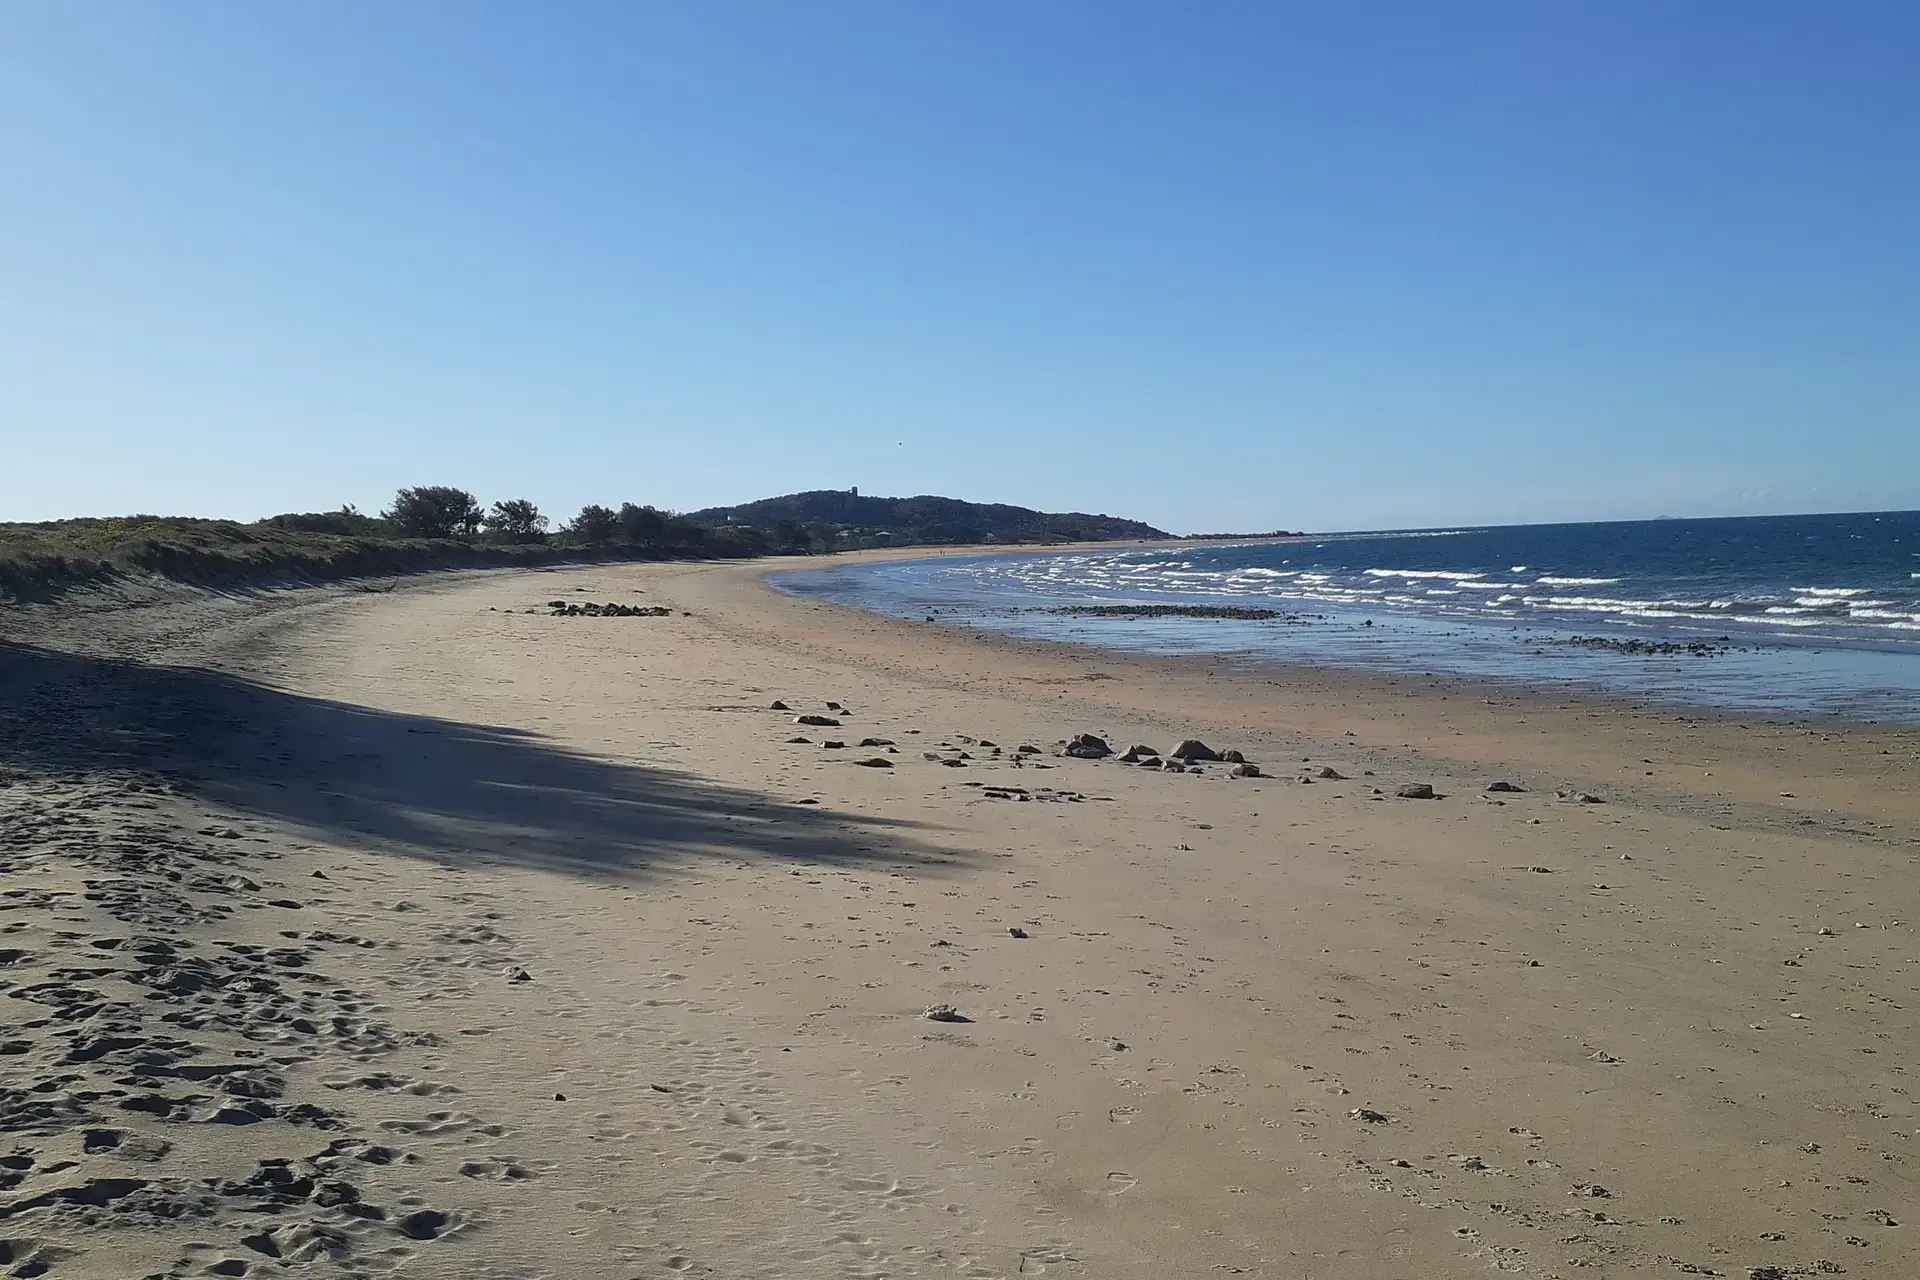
left=1, top=485, right=1170, bottom=603
left=685, top=490, right=1168, bottom=547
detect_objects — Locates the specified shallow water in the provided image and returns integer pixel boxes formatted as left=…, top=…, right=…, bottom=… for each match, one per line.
left=772, top=512, right=1920, bottom=723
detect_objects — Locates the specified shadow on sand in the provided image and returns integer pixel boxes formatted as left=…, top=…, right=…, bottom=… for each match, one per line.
left=0, top=640, right=952, bottom=878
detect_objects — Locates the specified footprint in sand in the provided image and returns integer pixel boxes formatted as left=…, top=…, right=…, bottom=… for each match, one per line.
left=457, top=1157, right=537, bottom=1181
left=324, top=1071, right=459, bottom=1097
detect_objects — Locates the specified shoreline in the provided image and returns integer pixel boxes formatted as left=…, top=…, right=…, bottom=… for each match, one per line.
left=765, top=546, right=1920, bottom=729
left=2, top=556, right=1916, bottom=1277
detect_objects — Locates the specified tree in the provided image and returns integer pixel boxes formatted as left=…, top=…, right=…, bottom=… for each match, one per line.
left=384, top=486, right=484, bottom=539
left=804, top=522, right=840, bottom=554
left=617, top=502, right=668, bottom=544
left=565, top=503, right=620, bottom=544
left=486, top=498, right=548, bottom=543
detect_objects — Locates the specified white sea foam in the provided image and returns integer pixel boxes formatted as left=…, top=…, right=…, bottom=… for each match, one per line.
left=1792, top=586, right=1872, bottom=598
left=1363, top=568, right=1487, bottom=580
left=1535, top=576, right=1622, bottom=586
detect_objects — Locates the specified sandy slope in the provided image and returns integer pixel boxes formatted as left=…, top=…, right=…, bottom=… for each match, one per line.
left=2, top=555, right=1917, bottom=1280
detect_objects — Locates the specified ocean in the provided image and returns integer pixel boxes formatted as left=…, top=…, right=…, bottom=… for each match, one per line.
left=771, top=510, right=1920, bottom=722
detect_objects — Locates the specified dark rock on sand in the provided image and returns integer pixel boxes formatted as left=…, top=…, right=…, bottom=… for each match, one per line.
left=549, top=602, right=671, bottom=618
left=1064, top=734, right=1113, bottom=759
left=1486, top=780, right=1525, bottom=793
left=1396, top=783, right=1436, bottom=800
left=1315, top=766, right=1346, bottom=780
left=1008, top=927, right=1029, bottom=938
left=1119, top=744, right=1160, bottom=763
left=1221, top=749, right=1246, bottom=764
left=794, top=715, right=841, bottom=727
left=1230, top=762, right=1262, bottom=778
left=1170, top=739, right=1221, bottom=762
left=923, top=1004, right=969, bottom=1023
left=769, top=700, right=790, bottom=711
left=1556, top=787, right=1605, bottom=804
left=854, top=758, right=893, bottom=769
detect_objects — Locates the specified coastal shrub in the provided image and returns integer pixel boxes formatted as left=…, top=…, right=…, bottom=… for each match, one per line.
left=565, top=504, right=621, bottom=544
left=486, top=498, right=549, bottom=543
left=384, top=486, right=484, bottom=540
left=617, top=502, right=668, bottom=544
left=258, top=505, right=393, bottom=537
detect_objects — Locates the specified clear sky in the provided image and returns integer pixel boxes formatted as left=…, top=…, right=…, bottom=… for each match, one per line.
left=3, top=2, right=1916, bottom=534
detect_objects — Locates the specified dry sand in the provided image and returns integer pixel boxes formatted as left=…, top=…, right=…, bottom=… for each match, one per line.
left=1, top=553, right=1917, bottom=1279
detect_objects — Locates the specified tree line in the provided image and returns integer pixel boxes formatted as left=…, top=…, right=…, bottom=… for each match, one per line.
left=261, top=486, right=840, bottom=556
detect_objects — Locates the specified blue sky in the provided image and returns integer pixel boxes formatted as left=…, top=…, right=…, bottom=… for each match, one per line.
left=2, top=2, right=1916, bottom=534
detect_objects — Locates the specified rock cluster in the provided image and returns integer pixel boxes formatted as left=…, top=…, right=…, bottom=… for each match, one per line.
left=546, top=600, right=671, bottom=618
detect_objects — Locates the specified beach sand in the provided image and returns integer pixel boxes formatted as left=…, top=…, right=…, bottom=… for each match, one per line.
left=2, top=553, right=1916, bottom=1278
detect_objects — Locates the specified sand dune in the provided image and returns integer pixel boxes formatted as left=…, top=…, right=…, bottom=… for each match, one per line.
left=1, top=555, right=1915, bottom=1278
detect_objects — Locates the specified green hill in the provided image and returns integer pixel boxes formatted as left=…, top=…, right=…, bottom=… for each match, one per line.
left=686, top=491, right=1168, bottom=546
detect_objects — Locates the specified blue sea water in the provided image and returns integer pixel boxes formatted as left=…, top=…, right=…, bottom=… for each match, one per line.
left=771, top=511, right=1920, bottom=723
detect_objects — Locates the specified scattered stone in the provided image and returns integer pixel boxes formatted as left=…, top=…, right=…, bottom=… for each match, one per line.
left=1008, top=927, right=1029, bottom=939
left=507, top=967, right=532, bottom=983
left=923, top=1004, right=969, bottom=1023
left=1065, top=734, right=1113, bottom=759
left=1016, top=745, right=1041, bottom=755
left=1485, top=780, right=1525, bottom=793
left=821, top=741, right=845, bottom=749
left=1170, top=739, right=1221, bottom=762
left=1315, top=766, right=1345, bottom=780
left=786, top=736, right=812, bottom=744
left=940, top=759, right=968, bottom=768
left=548, top=602, right=671, bottom=618
left=1559, top=634, right=1729, bottom=657
left=1230, top=763, right=1262, bottom=778
left=1221, top=749, right=1247, bottom=764
left=554, top=1092, right=567, bottom=1101
left=857, top=737, right=895, bottom=748
left=769, top=700, right=790, bottom=711
left=1160, top=761, right=1188, bottom=774
left=1396, top=783, right=1436, bottom=800
left=1050, top=603, right=1288, bottom=620
left=1556, top=787, right=1605, bottom=804
left=795, top=715, right=841, bottom=727
left=1589, top=1049, right=1623, bottom=1064
left=826, top=701, right=843, bottom=711
left=1119, top=744, right=1160, bottom=763
left=1349, top=1108, right=1392, bottom=1124
left=854, top=758, right=894, bottom=769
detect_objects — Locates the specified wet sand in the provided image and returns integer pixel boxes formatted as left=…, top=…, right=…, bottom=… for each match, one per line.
left=2, top=553, right=1917, bottom=1278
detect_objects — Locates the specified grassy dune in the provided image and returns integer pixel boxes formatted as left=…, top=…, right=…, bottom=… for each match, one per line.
left=0, top=518, right=696, bottom=603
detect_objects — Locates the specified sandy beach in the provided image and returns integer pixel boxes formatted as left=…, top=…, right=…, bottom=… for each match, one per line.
left=2, top=551, right=1917, bottom=1280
